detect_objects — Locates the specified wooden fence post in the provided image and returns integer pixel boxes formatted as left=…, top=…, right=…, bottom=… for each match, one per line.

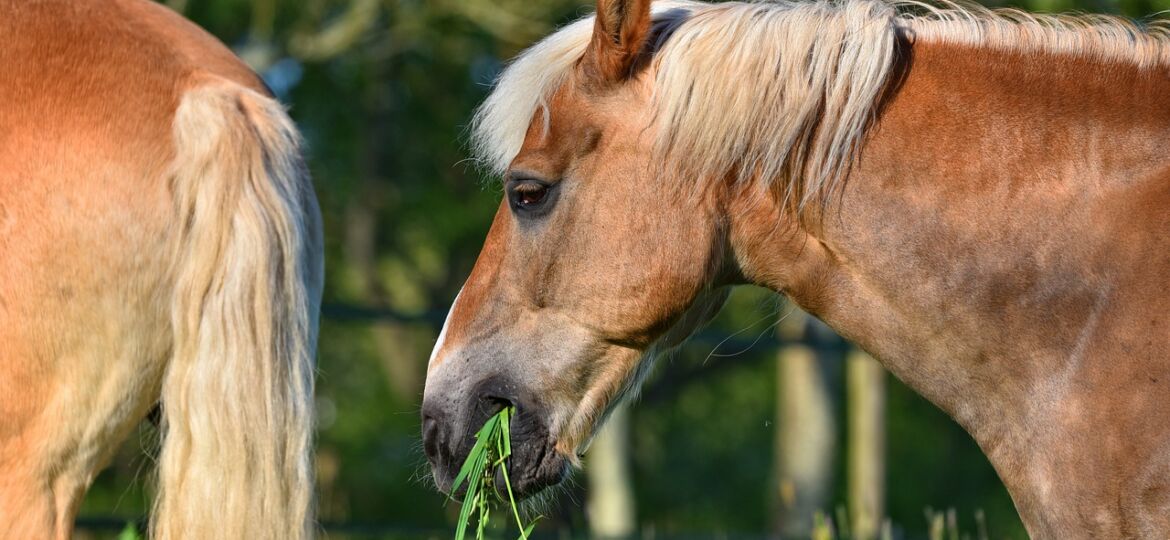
left=774, top=311, right=837, bottom=537
left=587, top=403, right=636, bottom=539
left=847, top=349, right=886, bottom=540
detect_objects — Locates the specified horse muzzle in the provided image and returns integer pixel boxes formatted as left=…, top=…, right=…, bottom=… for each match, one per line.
left=421, top=375, right=569, bottom=500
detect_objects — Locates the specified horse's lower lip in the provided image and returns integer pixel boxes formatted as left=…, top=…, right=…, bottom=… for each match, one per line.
left=496, top=447, right=568, bottom=500
left=437, top=442, right=567, bottom=502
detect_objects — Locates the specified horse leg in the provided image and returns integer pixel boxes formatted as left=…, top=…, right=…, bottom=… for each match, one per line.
left=0, top=327, right=169, bottom=540
left=0, top=366, right=56, bottom=539
left=0, top=146, right=174, bottom=539
left=0, top=332, right=168, bottom=540
left=0, top=470, right=53, bottom=539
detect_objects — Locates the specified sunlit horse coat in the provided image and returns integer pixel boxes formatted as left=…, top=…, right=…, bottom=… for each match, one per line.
left=423, top=0, right=1170, bottom=538
left=0, top=1, right=322, bottom=539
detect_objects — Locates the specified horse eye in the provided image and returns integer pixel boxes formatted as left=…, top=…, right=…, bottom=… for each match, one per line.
left=507, top=179, right=557, bottom=218
left=515, top=184, right=547, bottom=206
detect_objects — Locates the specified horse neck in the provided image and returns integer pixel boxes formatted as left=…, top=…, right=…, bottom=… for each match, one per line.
left=727, top=38, right=1170, bottom=531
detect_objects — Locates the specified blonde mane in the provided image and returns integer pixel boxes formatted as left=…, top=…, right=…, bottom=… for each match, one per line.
left=471, top=0, right=1170, bottom=208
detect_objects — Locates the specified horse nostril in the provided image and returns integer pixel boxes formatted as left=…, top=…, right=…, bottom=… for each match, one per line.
left=473, top=376, right=523, bottom=416
left=482, top=395, right=513, bottom=409
left=421, top=409, right=444, bottom=464
left=476, top=395, right=517, bottom=425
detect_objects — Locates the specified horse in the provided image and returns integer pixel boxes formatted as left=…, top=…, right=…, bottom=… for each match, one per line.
left=0, top=1, right=323, bottom=538
left=421, top=0, right=1170, bottom=537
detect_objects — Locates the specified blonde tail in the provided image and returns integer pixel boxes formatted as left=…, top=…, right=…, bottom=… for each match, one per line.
left=154, top=78, right=323, bottom=540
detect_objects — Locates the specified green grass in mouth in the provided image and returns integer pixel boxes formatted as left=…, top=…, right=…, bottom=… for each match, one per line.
left=448, top=406, right=540, bottom=540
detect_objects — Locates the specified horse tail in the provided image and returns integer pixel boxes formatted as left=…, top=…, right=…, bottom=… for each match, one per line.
left=153, top=77, right=323, bottom=540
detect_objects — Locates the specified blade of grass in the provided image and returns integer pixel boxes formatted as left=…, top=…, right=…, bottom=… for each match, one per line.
left=449, top=406, right=540, bottom=540
left=501, top=407, right=512, bottom=457
left=450, top=414, right=502, bottom=501
left=455, top=449, right=488, bottom=540
left=519, top=517, right=541, bottom=540
left=499, top=449, right=528, bottom=539
left=476, top=488, right=490, bottom=540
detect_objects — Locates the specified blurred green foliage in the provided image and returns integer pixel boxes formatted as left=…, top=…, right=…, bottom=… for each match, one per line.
left=77, top=0, right=1169, bottom=538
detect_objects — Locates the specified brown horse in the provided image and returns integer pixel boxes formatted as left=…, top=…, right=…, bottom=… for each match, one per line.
left=0, top=1, right=322, bottom=539
left=422, top=0, right=1170, bottom=537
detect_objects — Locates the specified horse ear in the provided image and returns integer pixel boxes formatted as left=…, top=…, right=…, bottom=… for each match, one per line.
left=584, top=0, right=653, bottom=83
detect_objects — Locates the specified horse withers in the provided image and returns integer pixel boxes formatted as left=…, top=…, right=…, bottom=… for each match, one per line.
left=0, top=1, right=322, bottom=539
left=422, top=0, right=1170, bottom=537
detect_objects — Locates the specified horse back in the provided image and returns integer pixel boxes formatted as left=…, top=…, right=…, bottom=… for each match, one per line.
left=0, top=0, right=265, bottom=179
left=0, top=0, right=269, bottom=347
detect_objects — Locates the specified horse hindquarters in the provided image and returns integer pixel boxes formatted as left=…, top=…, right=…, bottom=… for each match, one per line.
left=152, top=79, right=323, bottom=540
left=0, top=78, right=324, bottom=540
